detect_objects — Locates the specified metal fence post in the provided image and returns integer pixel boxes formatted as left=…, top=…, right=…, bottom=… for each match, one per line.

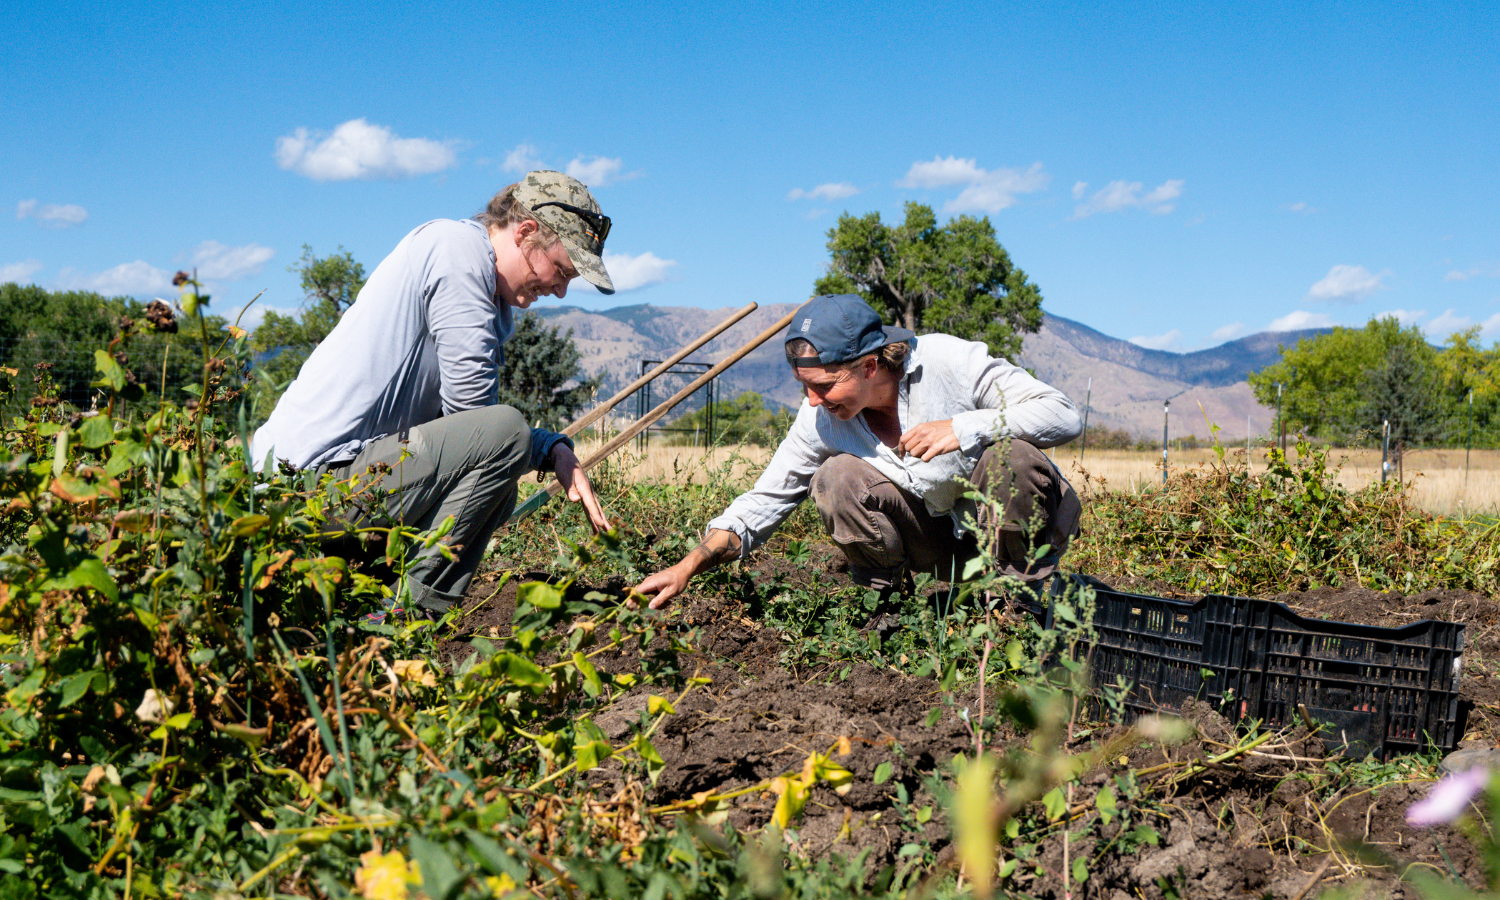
left=1381, top=419, right=1390, bottom=484
left=1162, top=400, right=1170, bottom=486
left=1276, top=382, right=1284, bottom=455
left=1079, top=377, right=1091, bottom=462
left=1465, top=389, right=1473, bottom=498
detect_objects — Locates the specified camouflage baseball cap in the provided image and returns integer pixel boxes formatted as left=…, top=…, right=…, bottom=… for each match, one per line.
left=513, top=170, right=615, bottom=294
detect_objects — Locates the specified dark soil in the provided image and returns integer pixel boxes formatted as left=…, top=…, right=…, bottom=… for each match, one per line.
left=439, top=553, right=1500, bottom=899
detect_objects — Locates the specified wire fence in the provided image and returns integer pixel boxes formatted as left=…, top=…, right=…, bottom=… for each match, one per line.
left=0, top=337, right=207, bottom=422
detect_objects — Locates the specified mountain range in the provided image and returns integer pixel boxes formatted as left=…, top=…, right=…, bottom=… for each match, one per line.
left=531, top=304, right=1330, bottom=441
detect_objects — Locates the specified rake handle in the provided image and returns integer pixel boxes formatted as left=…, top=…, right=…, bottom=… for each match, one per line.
left=562, top=302, right=758, bottom=438
left=509, top=307, right=798, bottom=524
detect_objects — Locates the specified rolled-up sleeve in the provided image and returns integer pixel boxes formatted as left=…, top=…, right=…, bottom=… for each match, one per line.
left=948, top=340, right=1082, bottom=453
left=706, top=405, right=830, bottom=557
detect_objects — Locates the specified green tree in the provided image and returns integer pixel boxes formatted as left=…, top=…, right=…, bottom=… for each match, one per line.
left=1360, top=338, right=1446, bottom=455
left=1249, top=316, right=1440, bottom=444
left=250, top=245, right=366, bottom=416
left=0, top=282, right=219, bottom=418
left=1434, top=327, right=1500, bottom=446
left=667, top=391, right=796, bottom=447
left=813, top=201, right=1044, bottom=360
left=496, top=312, right=599, bottom=431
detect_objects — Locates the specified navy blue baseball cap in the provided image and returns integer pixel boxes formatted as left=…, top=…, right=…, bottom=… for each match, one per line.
left=785, top=294, right=915, bottom=367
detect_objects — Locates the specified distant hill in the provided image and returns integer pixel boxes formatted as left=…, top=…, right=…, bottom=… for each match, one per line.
left=1016, top=314, right=1332, bottom=440
left=1033, top=315, right=1332, bottom=389
left=532, top=305, right=1328, bottom=441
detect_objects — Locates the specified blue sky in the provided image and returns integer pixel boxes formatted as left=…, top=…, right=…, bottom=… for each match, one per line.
left=5, top=0, right=1497, bottom=352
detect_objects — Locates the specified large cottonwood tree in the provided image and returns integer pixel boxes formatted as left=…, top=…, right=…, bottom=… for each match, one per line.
left=813, top=202, right=1044, bottom=360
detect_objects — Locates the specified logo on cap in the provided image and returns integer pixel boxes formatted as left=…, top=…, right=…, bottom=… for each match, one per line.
left=800, top=319, right=811, bottom=332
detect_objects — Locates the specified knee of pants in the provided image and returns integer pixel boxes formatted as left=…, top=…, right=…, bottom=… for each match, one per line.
left=975, top=440, right=1060, bottom=526
left=466, top=404, right=533, bottom=473
left=810, top=456, right=874, bottom=529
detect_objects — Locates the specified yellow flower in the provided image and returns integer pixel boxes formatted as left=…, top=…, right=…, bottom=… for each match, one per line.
left=355, top=849, right=421, bottom=900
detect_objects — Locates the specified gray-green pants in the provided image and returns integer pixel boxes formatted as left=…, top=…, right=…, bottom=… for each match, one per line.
left=808, top=440, right=1082, bottom=590
left=323, top=405, right=533, bottom=611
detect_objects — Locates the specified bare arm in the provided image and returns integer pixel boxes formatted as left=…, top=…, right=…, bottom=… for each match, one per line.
left=551, top=442, right=610, bottom=533
left=632, top=528, right=742, bottom=610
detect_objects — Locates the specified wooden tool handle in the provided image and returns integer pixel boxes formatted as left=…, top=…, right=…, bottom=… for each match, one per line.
left=562, top=302, right=758, bottom=438
left=573, top=308, right=798, bottom=473
left=510, top=307, right=798, bottom=522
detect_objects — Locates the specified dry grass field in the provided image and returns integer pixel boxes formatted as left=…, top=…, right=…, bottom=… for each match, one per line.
left=1053, top=445, right=1500, bottom=517
left=578, top=437, right=1500, bottom=518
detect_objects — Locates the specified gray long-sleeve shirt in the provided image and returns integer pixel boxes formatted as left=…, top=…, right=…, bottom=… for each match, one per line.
left=706, top=332, right=1082, bottom=557
left=250, top=218, right=566, bottom=472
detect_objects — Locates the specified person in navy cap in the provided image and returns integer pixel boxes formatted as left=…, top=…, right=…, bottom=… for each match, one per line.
left=633, top=293, right=1083, bottom=612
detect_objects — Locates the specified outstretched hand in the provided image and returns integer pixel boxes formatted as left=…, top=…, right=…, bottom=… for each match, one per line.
left=897, top=419, right=961, bottom=461
left=551, top=443, right=610, bottom=533
left=630, top=529, right=742, bottom=611
left=632, top=565, right=693, bottom=610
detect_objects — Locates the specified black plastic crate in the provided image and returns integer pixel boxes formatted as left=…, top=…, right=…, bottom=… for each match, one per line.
left=1047, top=576, right=1235, bottom=720
left=1203, top=594, right=1466, bottom=759
left=1051, top=576, right=1467, bottom=759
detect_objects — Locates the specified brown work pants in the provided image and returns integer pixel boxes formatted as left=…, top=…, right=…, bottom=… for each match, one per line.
left=809, top=440, right=1081, bottom=590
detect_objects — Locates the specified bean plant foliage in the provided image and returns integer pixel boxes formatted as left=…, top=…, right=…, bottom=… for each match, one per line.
left=9, top=283, right=1500, bottom=900
left=1071, top=436, right=1500, bottom=597
left=0, top=283, right=817, bottom=899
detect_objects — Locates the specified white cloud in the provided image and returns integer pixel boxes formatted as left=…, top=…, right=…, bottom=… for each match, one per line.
left=1268, top=310, right=1337, bottom=331
left=1071, top=181, right=1087, bottom=200
left=1209, top=322, right=1245, bottom=343
left=1481, top=313, right=1500, bottom=341
left=1283, top=202, right=1318, bottom=214
left=583, top=250, right=676, bottom=293
left=1129, top=330, right=1182, bottom=351
left=498, top=147, right=637, bottom=187
left=1072, top=179, right=1184, bottom=218
left=787, top=182, right=860, bottom=201
left=1, top=260, right=43, bottom=283
left=1425, top=309, right=1472, bottom=338
left=17, top=199, right=88, bottom=227
left=1307, top=264, right=1388, bottom=302
left=564, top=155, right=636, bottom=187
left=1374, top=308, right=1427, bottom=327
left=189, top=241, right=275, bottom=281
left=1444, top=265, right=1498, bottom=282
left=502, top=143, right=545, bottom=174
left=275, top=118, right=457, bottom=181
left=898, top=156, right=987, bottom=188
left=61, top=261, right=173, bottom=295
left=896, top=157, right=1049, bottom=214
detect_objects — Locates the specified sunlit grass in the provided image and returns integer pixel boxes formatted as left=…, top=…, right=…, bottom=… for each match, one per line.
left=1053, top=446, right=1500, bottom=518
left=575, top=433, right=1500, bottom=519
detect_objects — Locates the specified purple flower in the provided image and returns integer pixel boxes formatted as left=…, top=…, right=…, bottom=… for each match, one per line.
left=1407, top=767, right=1491, bottom=827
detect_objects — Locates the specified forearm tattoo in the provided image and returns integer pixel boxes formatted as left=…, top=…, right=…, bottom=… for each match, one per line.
left=688, top=535, right=740, bottom=568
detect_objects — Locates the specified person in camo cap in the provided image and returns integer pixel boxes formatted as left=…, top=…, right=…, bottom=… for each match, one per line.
left=251, top=171, right=615, bottom=619
left=633, top=293, right=1083, bottom=617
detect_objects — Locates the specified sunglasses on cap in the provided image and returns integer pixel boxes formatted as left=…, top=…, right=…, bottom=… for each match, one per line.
left=531, top=201, right=611, bottom=246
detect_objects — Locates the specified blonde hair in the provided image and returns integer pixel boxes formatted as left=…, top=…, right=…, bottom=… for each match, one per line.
left=475, top=184, right=561, bottom=253
left=785, top=337, right=910, bottom=375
